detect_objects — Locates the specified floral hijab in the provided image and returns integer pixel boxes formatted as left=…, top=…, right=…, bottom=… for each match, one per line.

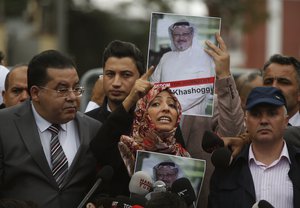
left=118, top=85, right=190, bottom=176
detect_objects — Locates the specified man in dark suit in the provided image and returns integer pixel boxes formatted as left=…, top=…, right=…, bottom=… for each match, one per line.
left=0, top=50, right=101, bottom=208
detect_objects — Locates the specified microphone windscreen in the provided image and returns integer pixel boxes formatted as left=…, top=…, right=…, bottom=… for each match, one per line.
left=252, top=200, right=274, bottom=208
left=129, top=171, right=153, bottom=195
left=98, top=165, right=114, bottom=181
left=211, top=147, right=232, bottom=169
left=171, top=177, right=196, bottom=206
left=202, top=131, right=224, bottom=153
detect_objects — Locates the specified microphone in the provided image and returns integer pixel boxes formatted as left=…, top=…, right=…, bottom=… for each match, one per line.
left=129, top=171, right=153, bottom=196
left=153, top=180, right=167, bottom=193
left=145, top=180, right=167, bottom=200
left=77, top=165, right=114, bottom=208
left=171, top=177, right=196, bottom=207
left=202, top=131, right=224, bottom=153
left=112, top=195, right=146, bottom=208
left=211, top=147, right=233, bottom=168
left=252, top=200, right=274, bottom=208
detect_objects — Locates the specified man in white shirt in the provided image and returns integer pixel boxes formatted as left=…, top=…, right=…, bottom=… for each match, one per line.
left=208, top=86, right=300, bottom=208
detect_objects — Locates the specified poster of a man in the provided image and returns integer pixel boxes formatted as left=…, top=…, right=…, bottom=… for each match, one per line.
left=148, top=12, right=221, bottom=116
left=134, top=150, right=206, bottom=206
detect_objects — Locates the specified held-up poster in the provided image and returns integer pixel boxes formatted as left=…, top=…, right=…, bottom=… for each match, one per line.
left=134, top=150, right=206, bottom=207
left=148, top=12, right=221, bottom=117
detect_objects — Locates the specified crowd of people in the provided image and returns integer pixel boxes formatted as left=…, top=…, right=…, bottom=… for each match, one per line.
left=0, top=18, right=300, bottom=208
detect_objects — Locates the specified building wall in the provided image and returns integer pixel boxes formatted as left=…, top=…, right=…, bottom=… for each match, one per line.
left=283, top=0, right=300, bottom=58
left=242, top=0, right=300, bottom=69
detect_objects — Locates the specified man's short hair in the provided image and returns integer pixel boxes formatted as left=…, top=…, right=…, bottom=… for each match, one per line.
left=262, top=54, right=300, bottom=88
left=102, top=40, right=146, bottom=77
left=27, top=50, right=76, bottom=96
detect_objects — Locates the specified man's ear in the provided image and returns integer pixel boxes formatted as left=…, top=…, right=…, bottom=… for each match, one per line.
left=2, top=90, right=5, bottom=98
left=86, top=202, right=96, bottom=208
left=30, top=86, right=40, bottom=101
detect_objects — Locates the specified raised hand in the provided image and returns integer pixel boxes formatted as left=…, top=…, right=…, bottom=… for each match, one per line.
left=204, top=33, right=230, bottom=79
left=122, top=66, right=154, bottom=111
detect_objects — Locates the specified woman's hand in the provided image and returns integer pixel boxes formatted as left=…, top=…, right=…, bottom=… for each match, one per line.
left=122, top=66, right=154, bottom=111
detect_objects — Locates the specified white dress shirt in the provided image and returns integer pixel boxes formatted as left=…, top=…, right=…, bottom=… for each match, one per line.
left=249, top=142, right=293, bottom=208
left=84, top=101, right=100, bottom=113
left=31, top=103, right=80, bottom=169
left=288, top=112, right=300, bottom=126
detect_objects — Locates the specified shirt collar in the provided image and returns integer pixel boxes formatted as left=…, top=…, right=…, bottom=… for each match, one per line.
left=288, top=112, right=300, bottom=126
left=31, top=102, right=67, bottom=132
left=248, top=141, right=291, bottom=166
left=106, top=102, right=112, bottom=112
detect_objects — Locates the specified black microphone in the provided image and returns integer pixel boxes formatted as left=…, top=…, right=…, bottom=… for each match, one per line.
left=202, top=131, right=224, bottom=153
left=252, top=200, right=274, bottom=208
left=112, top=195, right=146, bottom=208
left=171, top=177, right=196, bottom=207
left=211, top=147, right=233, bottom=169
left=77, top=165, right=114, bottom=208
left=129, top=171, right=153, bottom=196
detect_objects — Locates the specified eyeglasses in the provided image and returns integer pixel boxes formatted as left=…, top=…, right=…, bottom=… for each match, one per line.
left=39, top=86, right=84, bottom=97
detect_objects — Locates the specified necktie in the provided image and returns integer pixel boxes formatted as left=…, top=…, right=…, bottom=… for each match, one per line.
left=48, top=124, right=68, bottom=188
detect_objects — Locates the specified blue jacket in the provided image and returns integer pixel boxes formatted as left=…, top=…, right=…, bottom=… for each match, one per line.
left=208, top=142, right=300, bottom=208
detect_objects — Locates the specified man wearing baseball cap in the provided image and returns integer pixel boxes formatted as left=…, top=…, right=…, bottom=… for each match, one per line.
left=208, top=86, right=300, bottom=208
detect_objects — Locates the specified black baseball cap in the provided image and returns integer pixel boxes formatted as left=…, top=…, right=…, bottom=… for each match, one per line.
left=246, top=86, right=286, bottom=110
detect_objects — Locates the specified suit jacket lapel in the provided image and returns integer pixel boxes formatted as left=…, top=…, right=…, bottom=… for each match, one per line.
left=61, top=113, right=90, bottom=186
left=14, top=100, right=57, bottom=185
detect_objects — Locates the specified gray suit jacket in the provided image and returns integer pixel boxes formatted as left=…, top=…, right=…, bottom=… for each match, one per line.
left=0, top=99, right=101, bottom=208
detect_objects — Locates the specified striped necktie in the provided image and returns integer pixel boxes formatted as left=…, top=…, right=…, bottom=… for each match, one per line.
left=48, top=124, right=68, bottom=188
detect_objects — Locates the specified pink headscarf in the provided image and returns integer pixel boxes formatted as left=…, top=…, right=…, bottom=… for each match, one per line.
left=118, top=85, right=190, bottom=176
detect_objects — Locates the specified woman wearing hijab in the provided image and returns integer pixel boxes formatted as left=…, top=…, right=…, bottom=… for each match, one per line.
left=119, top=85, right=190, bottom=176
